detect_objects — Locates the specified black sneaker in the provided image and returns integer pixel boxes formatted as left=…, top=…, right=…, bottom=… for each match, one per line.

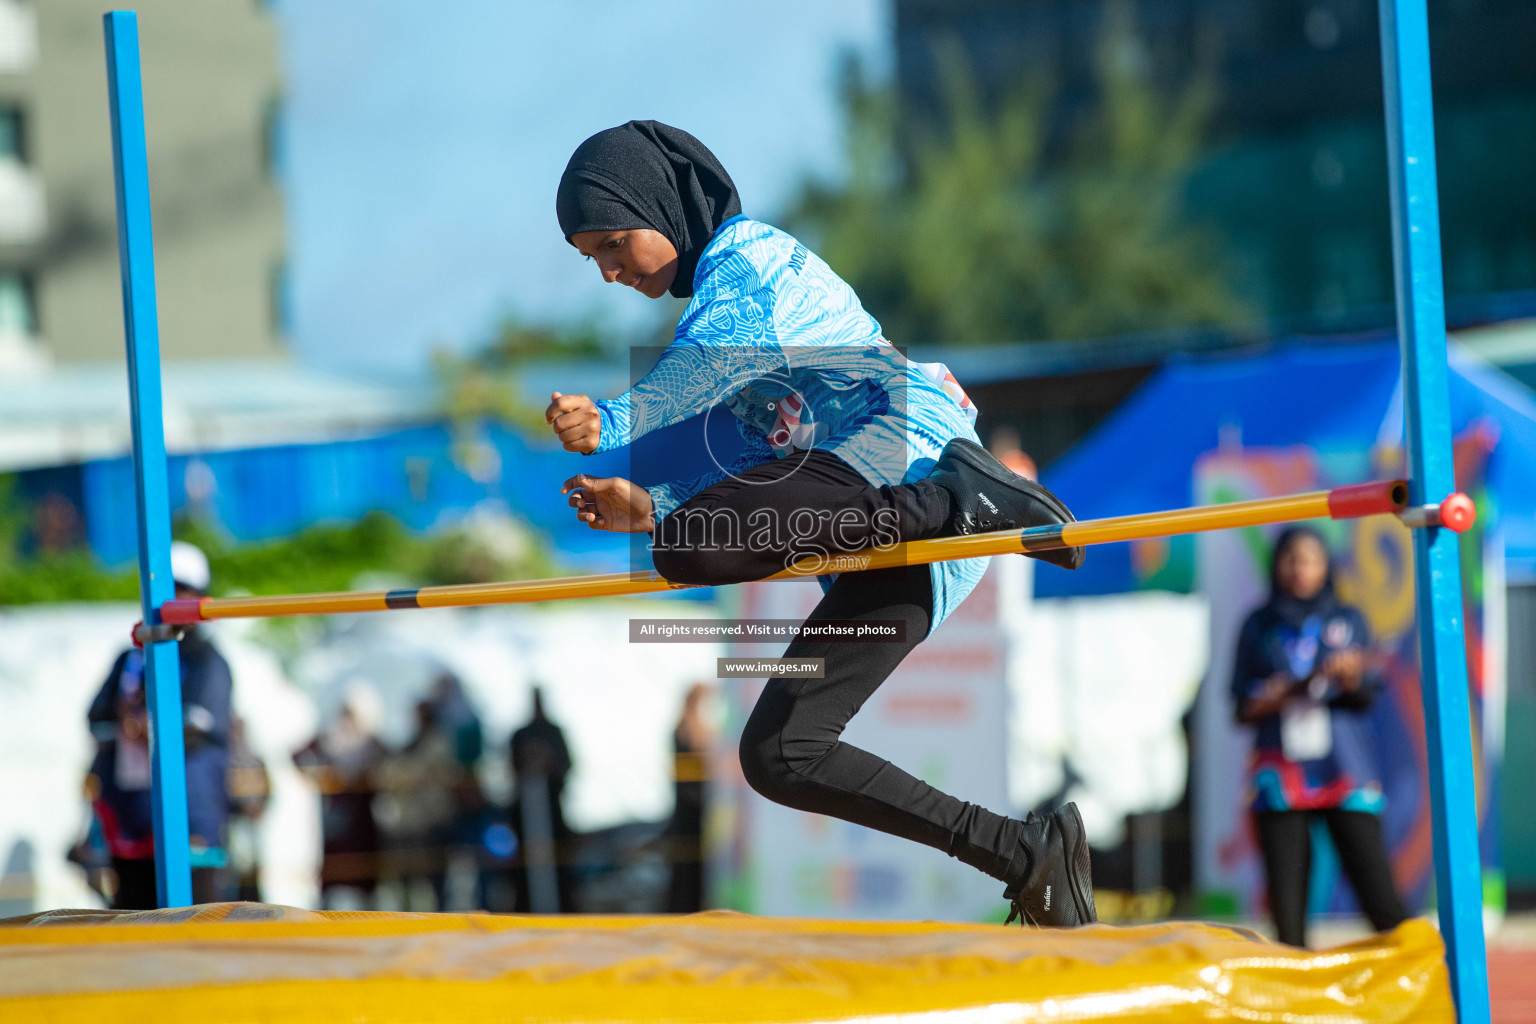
left=1002, top=802, right=1097, bottom=927
left=928, top=438, right=1086, bottom=570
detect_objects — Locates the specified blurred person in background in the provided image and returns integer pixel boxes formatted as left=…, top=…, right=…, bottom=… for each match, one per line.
left=988, top=426, right=1038, bottom=481
left=293, top=683, right=387, bottom=908
left=427, top=672, right=485, bottom=896
left=1231, top=526, right=1408, bottom=947
left=665, top=683, right=713, bottom=913
left=428, top=671, right=490, bottom=906
left=430, top=671, right=484, bottom=770
left=509, top=687, right=574, bottom=912
left=375, top=700, right=460, bottom=910
left=224, top=717, right=271, bottom=902
left=85, top=541, right=232, bottom=908
left=65, top=813, right=113, bottom=905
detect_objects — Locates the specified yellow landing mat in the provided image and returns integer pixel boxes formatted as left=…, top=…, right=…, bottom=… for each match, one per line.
left=0, top=903, right=1451, bottom=1023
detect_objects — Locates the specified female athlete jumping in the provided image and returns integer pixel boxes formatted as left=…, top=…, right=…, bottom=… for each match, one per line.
left=547, top=121, right=1094, bottom=926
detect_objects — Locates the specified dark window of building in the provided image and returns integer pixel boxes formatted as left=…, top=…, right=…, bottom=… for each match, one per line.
left=0, top=106, right=26, bottom=164
left=0, top=271, right=38, bottom=336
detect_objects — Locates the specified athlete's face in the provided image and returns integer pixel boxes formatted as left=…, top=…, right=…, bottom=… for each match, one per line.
left=1275, top=534, right=1329, bottom=600
left=570, top=228, right=678, bottom=298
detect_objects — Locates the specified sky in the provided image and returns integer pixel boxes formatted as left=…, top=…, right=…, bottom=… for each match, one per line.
left=273, top=0, right=890, bottom=377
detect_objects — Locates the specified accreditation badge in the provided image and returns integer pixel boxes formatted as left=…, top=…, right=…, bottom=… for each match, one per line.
left=1281, top=698, right=1333, bottom=762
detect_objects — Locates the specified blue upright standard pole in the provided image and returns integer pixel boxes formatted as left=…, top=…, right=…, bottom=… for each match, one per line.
left=103, top=10, right=193, bottom=910
left=1378, top=1, right=1490, bottom=1019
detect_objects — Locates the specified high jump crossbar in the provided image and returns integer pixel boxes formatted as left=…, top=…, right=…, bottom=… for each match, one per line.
left=107, top=4, right=1491, bottom=1019
left=138, top=481, right=1472, bottom=629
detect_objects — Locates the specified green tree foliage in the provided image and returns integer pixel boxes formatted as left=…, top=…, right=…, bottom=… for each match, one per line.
left=0, top=551, right=140, bottom=605
left=0, top=474, right=140, bottom=604
left=174, top=512, right=555, bottom=596
left=436, top=316, right=610, bottom=434
left=0, top=475, right=24, bottom=566
left=788, top=1, right=1248, bottom=346
left=0, top=508, right=556, bottom=606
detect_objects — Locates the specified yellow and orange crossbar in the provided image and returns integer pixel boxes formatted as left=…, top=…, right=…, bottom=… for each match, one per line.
left=151, top=480, right=1472, bottom=629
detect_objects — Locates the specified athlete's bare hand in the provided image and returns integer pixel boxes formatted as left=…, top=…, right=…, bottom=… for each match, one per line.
left=1238, top=672, right=1296, bottom=724
left=561, top=474, right=655, bottom=533
left=546, top=392, right=601, bottom=453
left=1323, top=648, right=1365, bottom=692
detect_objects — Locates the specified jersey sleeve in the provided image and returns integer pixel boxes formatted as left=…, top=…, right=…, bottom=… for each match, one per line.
left=1229, top=612, right=1272, bottom=720
left=87, top=652, right=130, bottom=740
left=182, top=651, right=233, bottom=749
left=1329, top=607, right=1383, bottom=711
left=592, top=255, right=787, bottom=455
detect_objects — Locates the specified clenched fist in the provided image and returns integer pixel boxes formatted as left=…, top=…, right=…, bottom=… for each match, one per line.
left=561, top=474, right=655, bottom=533
left=546, top=392, right=601, bottom=453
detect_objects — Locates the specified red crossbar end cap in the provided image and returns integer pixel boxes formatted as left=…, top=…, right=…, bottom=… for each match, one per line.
left=1328, top=479, right=1410, bottom=519
left=1439, top=492, right=1477, bottom=533
left=160, top=597, right=207, bottom=625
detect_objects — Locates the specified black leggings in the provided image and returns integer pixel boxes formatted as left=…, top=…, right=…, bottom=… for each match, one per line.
left=1254, top=808, right=1410, bottom=947
left=651, top=450, right=1022, bottom=883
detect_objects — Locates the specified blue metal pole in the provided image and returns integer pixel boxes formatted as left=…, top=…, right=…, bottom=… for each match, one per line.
left=1378, top=1, right=1489, bottom=1019
left=104, top=10, right=193, bottom=910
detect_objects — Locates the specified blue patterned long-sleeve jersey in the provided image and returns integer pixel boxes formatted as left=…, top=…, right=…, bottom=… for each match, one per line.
left=593, top=215, right=987, bottom=627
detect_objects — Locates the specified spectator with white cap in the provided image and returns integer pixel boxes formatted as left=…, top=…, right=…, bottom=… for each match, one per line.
left=84, top=541, right=234, bottom=908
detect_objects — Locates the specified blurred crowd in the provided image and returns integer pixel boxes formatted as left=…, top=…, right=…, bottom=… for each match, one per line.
left=70, top=541, right=713, bottom=915
left=65, top=489, right=1412, bottom=946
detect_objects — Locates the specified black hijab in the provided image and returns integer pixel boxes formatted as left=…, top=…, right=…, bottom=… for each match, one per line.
left=1266, top=526, right=1338, bottom=627
left=556, top=120, right=742, bottom=298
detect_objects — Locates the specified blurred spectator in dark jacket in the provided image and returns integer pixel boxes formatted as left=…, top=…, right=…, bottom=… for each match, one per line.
left=225, top=717, right=271, bottom=902
left=86, top=541, right=231, bottom=909
left=86, top=540, right=230, bottom=908
left=376, top=700, right=460, bottom=909
left=428, top=671, right=489, bottom=908
left=1231, top=526, right=1409, bottom=948
left=430, top=671, right=484, bottom=770
left=294, top=683, right=387, bottom=907
left=666, top=683, right=714, bottom=913
left=509, top=687, right=574, bottom=912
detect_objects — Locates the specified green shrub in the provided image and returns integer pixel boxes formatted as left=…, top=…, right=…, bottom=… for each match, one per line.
left=0, top=508, right=555, bottom=606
